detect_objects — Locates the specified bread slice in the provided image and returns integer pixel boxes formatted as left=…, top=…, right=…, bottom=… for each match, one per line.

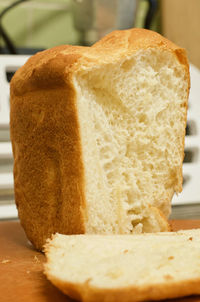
left=44, top=230, right=200, bottom=302
left=10, top=28, right=189, bottom=250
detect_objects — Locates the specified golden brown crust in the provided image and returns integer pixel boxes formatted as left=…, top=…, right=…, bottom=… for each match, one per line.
left=10, top=61, right=87, bottom=251
left=45, top=273, right=200, bottom=302
left=10, top=28, right=189, bottom=250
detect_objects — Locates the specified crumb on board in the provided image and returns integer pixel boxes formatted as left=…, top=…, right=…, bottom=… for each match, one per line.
left=188, top=237, right=193, bottom=241
left=34, top=255, right=40, bottom=263
left=1, top=259, right=11, bottom=264
left=168, top=256, right=174, bottom=260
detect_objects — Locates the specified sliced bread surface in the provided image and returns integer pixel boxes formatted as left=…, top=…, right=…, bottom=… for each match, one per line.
left=44, top=230, right=200, bottom=302
left=10, top=28, right=189, bottom=250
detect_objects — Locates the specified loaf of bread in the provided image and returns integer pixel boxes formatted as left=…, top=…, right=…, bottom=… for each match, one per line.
left=10, top=28, right=189, bottom=250
left=44, top=230, right=200, bottom=301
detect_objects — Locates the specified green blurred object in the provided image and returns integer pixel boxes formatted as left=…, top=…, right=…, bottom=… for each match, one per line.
left=0, top=0, right=80, bottom=51
left=135, top=0, right=161, bottom=33
left=0, top=0, right=161, bottom=53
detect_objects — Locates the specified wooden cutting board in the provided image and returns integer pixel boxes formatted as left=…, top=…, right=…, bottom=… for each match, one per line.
left=1, top=220, right=200, bottom=302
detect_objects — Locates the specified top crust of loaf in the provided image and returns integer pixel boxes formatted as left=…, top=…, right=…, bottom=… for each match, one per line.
left=10, top=29, right=189, bottom=250
left=11, top=28, right=189, bottom=96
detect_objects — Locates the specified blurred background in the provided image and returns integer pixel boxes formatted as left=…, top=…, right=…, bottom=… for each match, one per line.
left=0, top=0, right=199, bottom=220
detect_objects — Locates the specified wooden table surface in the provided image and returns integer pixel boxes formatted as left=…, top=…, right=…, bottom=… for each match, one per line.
left=1, top=220, right=200, bottom=302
